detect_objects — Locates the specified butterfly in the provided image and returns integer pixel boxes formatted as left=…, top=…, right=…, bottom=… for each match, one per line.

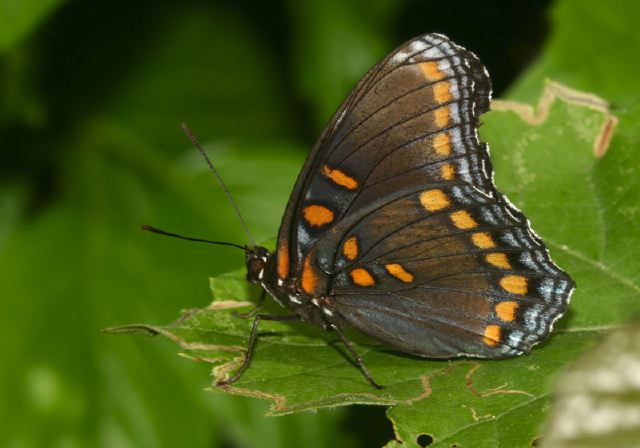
left=150, top=33, right=574, bottom=389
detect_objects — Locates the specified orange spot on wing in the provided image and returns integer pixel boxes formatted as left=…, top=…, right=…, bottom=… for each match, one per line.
left=471, top=232, right=496, bottom=249
left=277, top=242, right=289, bottom=279
left=350, top=268, right=375, bottom=286
left=303, top=205, right=334, bottom=227
left=500, top=275, right=528, bottom=295
left=434, top=107, right=450, bottom=127
left=441, top=163, right=455, bottom=180
left=450, top=210, right=477, bottom=229
left=483, top=325, right=502, bottom=346
left=495, top=301, right=519, bottom=322
left=343, top=236, right=358, bottom=261
left=419, top=61, right=445, bottom=81
left=486, top=253, right=512, bottom=269
left=322, top=165, right=358, bottom=190
left=420, top=189, right=451, bottom=212
left=434, top=81, right=452, bottom=103
left=433, top=133, right=451, bottom=156
left=301, top=256, right=318, bottom=294
left=385, top=264, right=414, bottom=282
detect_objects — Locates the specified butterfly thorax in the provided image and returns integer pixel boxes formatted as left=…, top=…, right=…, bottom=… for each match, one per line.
left=245, top=246, right=269, bottom=284
left=245, top=246, right=332, bottom=328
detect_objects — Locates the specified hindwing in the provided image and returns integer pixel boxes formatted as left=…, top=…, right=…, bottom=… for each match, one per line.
left=317, top=182, right=573, bottom=356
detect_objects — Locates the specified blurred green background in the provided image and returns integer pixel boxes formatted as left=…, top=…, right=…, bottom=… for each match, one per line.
left=1, top=0, right=638, bottom=447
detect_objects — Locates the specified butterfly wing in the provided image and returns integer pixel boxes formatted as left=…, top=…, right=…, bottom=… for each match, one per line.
left=275, top=33, right=493, bottom=285
left=316, top=182, right=573, bottom=357
left=275, top=33, right=573, bottom=357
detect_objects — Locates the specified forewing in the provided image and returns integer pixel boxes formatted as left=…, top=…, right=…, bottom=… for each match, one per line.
left=275, top=33, right=493, bottom=292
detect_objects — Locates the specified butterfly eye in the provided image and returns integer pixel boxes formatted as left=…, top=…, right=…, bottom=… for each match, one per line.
left=246, top=257, right=265, bottom=283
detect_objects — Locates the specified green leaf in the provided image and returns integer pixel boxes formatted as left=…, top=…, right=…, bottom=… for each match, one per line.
left=0, top=3, right=347, bottom=447
left=289, top=0, right=405, bottom=129
left=112, top=81, right=639, bottom=447
left=508, top=0, right=640, bottom=105
left=0, top=0, right=64, bottom=54
left=539, top=321, right=640, bottom=447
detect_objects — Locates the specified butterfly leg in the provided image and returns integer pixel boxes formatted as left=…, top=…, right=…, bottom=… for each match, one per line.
left=331, top=325, right=384, bottom=389
left=232, top=289, right=266, bottom=319
left=217, top=313, right=302, bottom=386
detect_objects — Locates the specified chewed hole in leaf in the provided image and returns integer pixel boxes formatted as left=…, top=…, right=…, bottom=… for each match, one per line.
left=416, top=434, right=434, bottom=447
left=342, top=406, right=394, bottom=447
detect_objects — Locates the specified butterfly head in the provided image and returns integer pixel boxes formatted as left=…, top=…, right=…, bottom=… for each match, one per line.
left=245, top=246, right=270, bottom=284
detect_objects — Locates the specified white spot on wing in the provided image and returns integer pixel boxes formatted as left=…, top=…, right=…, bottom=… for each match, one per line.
left=390, top=39, right=429, bottom=64
left=409, top=40, right=428, bottom=53
left=424, top=46, right=445, bottom=59
left=457, top=153, right=470, bottom=178
left=508, top=330, right=525, bottom=348
left=539, top=278, right=555, bottom=300
left=450, top=128, right=463, bottom=154
left=448, top=102, right=460, bottom=124
left=524, top=304, right=544, bottom=332
left=519, top=252, right=537, bottom=270
left=480, top=207, right=498, bottom=225
left=447, top=78, right=460, bottom=100
left=436, top=58, right=454, bottom=77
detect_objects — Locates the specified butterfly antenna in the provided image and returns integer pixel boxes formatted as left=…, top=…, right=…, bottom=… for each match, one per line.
left=141, top=225, right=248, bottom=252
left=181, top=123, right=257, bottom=247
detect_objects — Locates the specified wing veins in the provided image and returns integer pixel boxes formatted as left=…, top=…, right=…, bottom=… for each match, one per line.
left=321, top=39, right=446, bottom=158
left=326, top=180, right=469, bottom=275
left=365, top=149, right=485, bottom=189
left=334, top=124, right=465, bottom=220
left=286, top=39, right=447, bottom=268
left=362, top=225, right=528, bottom=264
left=325, top=73, right=461, bottom=159
left=334, top=285, right=554, bottom=307
left=332, top=223, right=529, bottom=274
left=371, top=247, right=528, bottom=265
left=343, top=199, right=501, bottom=266
left=337, top=39, right=451, bottom=129
left=338, top=292, right=528, bottom=350
left=333, top=96, right=474, bottom=169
